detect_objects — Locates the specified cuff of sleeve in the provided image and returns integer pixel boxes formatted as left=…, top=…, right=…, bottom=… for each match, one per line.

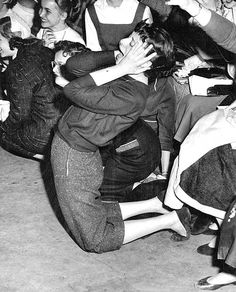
left=195, top=6, right=212, bottom=27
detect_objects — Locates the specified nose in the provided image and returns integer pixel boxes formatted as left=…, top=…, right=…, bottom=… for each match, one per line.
left=53, top=64, right=60, bottom=76
left=39, top=8, right=44, bottom=18
left=119, top=37, right=130, bottom=48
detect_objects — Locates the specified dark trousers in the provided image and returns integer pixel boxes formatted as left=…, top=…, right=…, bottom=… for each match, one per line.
left=100, top=119, right=161, bottom=202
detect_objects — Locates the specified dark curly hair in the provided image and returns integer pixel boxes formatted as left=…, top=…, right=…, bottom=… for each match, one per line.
left=134, top=20, right=175, bottom=81
left=55, top=0, right=72, bottom=15
left=54, top=40, right=90, bottom=57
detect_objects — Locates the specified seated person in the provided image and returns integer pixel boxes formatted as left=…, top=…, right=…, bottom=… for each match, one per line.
left=0, top=17, right=68, bottom=159
left=171, top=0, right=236, bottom=143
left=36, top=0, right=84, bottom=49
left=162, top=0, right=236, bottom=289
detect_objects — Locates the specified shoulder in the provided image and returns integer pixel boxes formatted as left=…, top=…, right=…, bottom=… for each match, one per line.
left=64, top=27, right=85, bottom=44
left=6, top=10, right=31, bottom=38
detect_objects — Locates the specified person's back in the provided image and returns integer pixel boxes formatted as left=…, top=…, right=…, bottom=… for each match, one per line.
left=0, top=27, right=67, bottom=158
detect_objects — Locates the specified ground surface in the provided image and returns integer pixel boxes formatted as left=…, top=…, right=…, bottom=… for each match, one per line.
left=1, top=147, right=235, bottom=292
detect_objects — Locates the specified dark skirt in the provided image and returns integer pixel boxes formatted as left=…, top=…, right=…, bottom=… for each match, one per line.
left=218, top=198, right=236, bottom=268
left=179, top=144, right=236, bottom=214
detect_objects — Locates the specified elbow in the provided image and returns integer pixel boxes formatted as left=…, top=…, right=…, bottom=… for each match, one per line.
left=63, top=84, right=73, bottom=99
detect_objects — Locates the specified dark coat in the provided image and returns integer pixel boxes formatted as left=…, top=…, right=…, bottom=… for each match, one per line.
left=0, top=39, right=68, bottom=157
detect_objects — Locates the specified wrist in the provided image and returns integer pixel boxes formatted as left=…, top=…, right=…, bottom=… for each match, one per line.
left=116, top=62, right=130, bottom=76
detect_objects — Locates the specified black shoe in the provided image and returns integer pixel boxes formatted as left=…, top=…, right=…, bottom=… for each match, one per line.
left=191, top=213, right=213, bottom=235
left=197, top=244, right=215, bottom=256
left=171, top=207, right=191, bottom=241
left=202, top=228, right=218, bottom=236
left=195, top=276, right=236, bottom=290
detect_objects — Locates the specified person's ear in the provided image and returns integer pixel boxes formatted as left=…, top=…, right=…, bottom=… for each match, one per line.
left=60, top=11, right=67, bottom=22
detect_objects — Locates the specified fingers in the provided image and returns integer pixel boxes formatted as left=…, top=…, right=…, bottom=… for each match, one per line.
left=43, top=30, right=56, bottom=46
left=128, top=41, right=156, bottom=60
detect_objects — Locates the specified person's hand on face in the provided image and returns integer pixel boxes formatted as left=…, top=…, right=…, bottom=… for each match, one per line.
left=42, top=29, right=56, bottom=48
left=118, top=40, right=156, bottom=75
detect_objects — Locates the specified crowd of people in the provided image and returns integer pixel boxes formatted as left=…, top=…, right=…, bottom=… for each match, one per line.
left=1, top=0, right=236, bottom=290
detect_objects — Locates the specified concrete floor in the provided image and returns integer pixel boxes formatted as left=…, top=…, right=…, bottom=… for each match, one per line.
left=0, top=146, right=235, bottom=292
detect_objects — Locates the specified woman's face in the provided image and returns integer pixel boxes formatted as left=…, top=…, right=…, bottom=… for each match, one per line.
left=0, top=34, right=14, bottom=58
left=119, top=32, right=142, bottom=56
left=52, top=50, right=70, bottom=76
left=39, top=0, right=66, bottom=30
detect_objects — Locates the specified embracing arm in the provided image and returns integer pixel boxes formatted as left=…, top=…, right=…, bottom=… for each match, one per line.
left=64, top=75, right=146, bottom=116
left=66, top=51, right=116, bottom=78
left=64, top=41, right=154, bottom=115
left=89, top=42, right=155, bottom=85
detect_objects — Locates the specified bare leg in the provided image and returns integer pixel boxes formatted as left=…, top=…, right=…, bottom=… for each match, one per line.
left=120, top=197, right=169, bottom=221
left=122, top=210, right=187, bottom=244
left=205, top=218, right=223, bottom=248
left=160, top=150, right=170, bottom=177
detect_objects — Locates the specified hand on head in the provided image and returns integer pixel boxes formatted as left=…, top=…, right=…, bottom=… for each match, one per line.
left=118, top=41, right=156, bottom=75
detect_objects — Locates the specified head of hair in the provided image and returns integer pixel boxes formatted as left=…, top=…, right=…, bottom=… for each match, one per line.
left=53, top=41, right=90, bottom=80
left=54, top=0, right=72, bottom=17
left=54, top=40, right=90, bottom=57
left=134, top=20, right=175, bottom=81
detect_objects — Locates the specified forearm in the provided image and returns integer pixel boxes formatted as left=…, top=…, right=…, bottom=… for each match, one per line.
left=167, top=0, right=236, bottom=54
left=200, top=11, right=236, bottom=54
left=90, top=63, right=128, bottom=86
left=66, top=51, right=116, bottom=78
left=64, top=76, right=145, bottom=116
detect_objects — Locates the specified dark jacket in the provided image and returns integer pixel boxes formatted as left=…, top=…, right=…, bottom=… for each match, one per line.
left=58, top=51, right=149, bottom=152
left=0, top=39, right=67, bottom=157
